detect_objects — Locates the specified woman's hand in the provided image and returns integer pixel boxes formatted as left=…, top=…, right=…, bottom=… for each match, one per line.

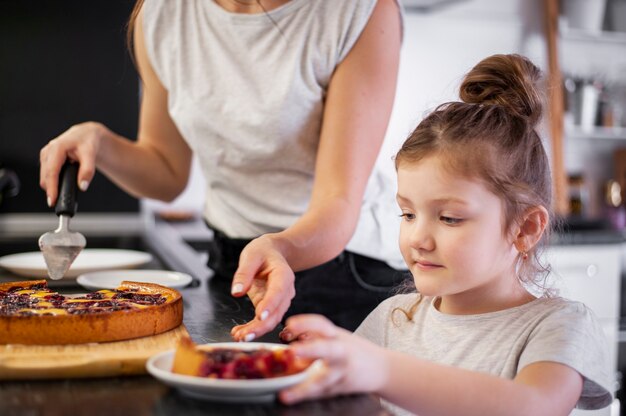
left=230, top=234, right=296, bottom=341
left=277, top=314, right=389, bottom=404
left=39, top=121, right=107, bottom=207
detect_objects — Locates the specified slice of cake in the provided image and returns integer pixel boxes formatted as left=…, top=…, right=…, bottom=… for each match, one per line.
left=172, top=337, right=311, bottom=379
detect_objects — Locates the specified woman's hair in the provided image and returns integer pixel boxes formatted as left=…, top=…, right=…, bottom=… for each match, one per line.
left=393, top=54, right=552, bottom=322
left=126, top=0, right=144, bottom=65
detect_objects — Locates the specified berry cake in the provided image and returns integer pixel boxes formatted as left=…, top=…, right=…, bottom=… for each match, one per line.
left=172, top=337, right=311, bottom=379
left=0, top=279, right=183, bottom=345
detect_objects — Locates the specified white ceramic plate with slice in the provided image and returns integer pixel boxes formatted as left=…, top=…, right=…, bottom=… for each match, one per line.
left=146, top=342, right=317, bottom=403
left=77, top=269, right=193, bottom=291
left=0, top=249, right=153, bottom=279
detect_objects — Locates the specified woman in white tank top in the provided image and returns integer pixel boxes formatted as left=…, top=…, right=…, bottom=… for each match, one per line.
left=39, top=0, right=408, bottom=340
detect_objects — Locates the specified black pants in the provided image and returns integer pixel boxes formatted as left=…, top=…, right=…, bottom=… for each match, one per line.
left=207, top=227, right=410, bottom=331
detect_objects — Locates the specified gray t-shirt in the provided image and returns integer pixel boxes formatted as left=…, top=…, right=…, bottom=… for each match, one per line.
left=142, top=0, right=405, bottom=267
left=356, top=294, right=612, bottom=415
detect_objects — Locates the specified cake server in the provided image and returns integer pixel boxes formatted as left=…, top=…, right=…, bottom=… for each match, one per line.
left=39, top=161, right=86, bottom=280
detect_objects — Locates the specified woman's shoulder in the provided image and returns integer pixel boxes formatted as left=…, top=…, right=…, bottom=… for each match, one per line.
left=142, top=0, right=175, bottom=20
left=313, top=0, right=378, bottom=15
left=141, top=0, right=184, bottom=41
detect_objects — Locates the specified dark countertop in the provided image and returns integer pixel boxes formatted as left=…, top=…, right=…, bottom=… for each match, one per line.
left=0, top=269, right=388, bottom=416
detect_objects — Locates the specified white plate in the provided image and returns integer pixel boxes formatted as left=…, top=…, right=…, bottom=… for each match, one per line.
left=77, top=269, right=193, bottom=290
left=146, top=342, right=317, bottom=403
left=0, top=249, right=153, bottom=279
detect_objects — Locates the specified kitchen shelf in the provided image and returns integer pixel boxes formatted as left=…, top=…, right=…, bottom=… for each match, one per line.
left=566, top=125, right=626, bottom=140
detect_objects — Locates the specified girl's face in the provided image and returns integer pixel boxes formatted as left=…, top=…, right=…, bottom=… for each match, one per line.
left=396, top=155, right=520, bottom=313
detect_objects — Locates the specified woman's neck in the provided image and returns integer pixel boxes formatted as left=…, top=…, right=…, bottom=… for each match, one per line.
left=213, top=0, right=290, bottom=14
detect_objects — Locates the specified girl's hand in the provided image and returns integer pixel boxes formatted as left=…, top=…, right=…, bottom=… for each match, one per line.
left=40, top=121, right=107, bottom=206
left=278, top=314, right=389, bottom=404
left=230, top=234, right=296, bottom=342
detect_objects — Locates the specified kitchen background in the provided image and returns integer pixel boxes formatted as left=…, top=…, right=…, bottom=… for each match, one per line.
left=1, top=0, right=626, bottom=415
left=0, top=0, right=139, bottom=213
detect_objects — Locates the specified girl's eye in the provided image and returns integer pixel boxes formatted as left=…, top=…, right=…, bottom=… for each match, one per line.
left=440, top=216, right=463, bottom=225
left=399, top=213, right=415, bottom=221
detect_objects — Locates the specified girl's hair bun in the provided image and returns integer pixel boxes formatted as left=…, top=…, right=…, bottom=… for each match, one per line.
left=459, top=54, right=543, bottom=127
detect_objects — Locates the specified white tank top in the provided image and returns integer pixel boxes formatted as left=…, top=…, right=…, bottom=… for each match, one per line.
left=143, top=0, right=405, bottom=267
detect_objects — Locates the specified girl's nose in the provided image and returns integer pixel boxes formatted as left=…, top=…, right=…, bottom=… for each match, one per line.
left=408, top=221, right=435, bottom=251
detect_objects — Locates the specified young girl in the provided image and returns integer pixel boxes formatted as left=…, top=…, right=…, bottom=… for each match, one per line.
left=278, top=54, right=612, bottom=415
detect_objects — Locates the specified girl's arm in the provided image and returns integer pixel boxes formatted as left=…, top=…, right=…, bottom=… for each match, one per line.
left=40, top=7, right=192, bottom=205
left=280, top=315, right=584, bottom=416
left=230, top=0, right=402, bottom=340
left=381, top=352, right=583, bottom=416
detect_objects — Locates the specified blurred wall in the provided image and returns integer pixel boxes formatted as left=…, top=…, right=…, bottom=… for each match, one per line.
left=377, top=0, right=547, bottom=185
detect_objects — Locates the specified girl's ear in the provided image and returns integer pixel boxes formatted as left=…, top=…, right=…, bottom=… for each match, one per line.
left=513, top=206, right=549, bottom=254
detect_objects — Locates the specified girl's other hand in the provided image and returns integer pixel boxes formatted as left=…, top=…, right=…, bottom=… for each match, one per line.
left=39, top=121, right=106, bottom=207
left=278, top=314, right=389, bottom=404
left=230, top=234, right=296, bottom=342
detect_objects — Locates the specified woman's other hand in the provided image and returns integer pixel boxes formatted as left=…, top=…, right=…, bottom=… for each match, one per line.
left=230, top=234, right=296, bottom=341
left=277, top=314, right=388, bottom=404
left=39, top=121, right=107, bottom=207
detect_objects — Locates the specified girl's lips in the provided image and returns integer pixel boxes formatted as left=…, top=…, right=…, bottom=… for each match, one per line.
left=414, top=260, right=443, bottom=270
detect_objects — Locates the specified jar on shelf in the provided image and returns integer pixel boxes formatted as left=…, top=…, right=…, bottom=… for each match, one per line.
left=581, top=80, right=602, bottom=129
left=603, top=179, right=626, bottom=230
left=563, top=76, right=604, bottom=129
left=568, top=173, right=589, bottom=217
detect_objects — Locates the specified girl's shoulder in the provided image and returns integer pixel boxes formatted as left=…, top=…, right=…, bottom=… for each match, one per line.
left=354, top=293, right=422, bottom=343
left=504, top=296, right=603, bottom=340
left=378, top=293, right=426, bottom=316
left=520, top=297, right=612, bottom=409
left=529, top=296, right=598, bottom=323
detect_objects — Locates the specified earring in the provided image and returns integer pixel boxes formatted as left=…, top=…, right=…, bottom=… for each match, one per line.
left=521, top=251, right=529, bottom=260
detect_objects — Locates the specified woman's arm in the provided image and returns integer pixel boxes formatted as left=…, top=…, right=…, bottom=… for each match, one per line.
left=40, top=7, right=191, bottom=205
left=280, top=315, right=584, bottom=416
left=230, top=0, right=402, bottom=340
left=268, top=0, right=401, bottom=270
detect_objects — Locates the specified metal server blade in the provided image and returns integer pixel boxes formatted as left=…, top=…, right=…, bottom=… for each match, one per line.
left=38, top=161, right=86, bottom=280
